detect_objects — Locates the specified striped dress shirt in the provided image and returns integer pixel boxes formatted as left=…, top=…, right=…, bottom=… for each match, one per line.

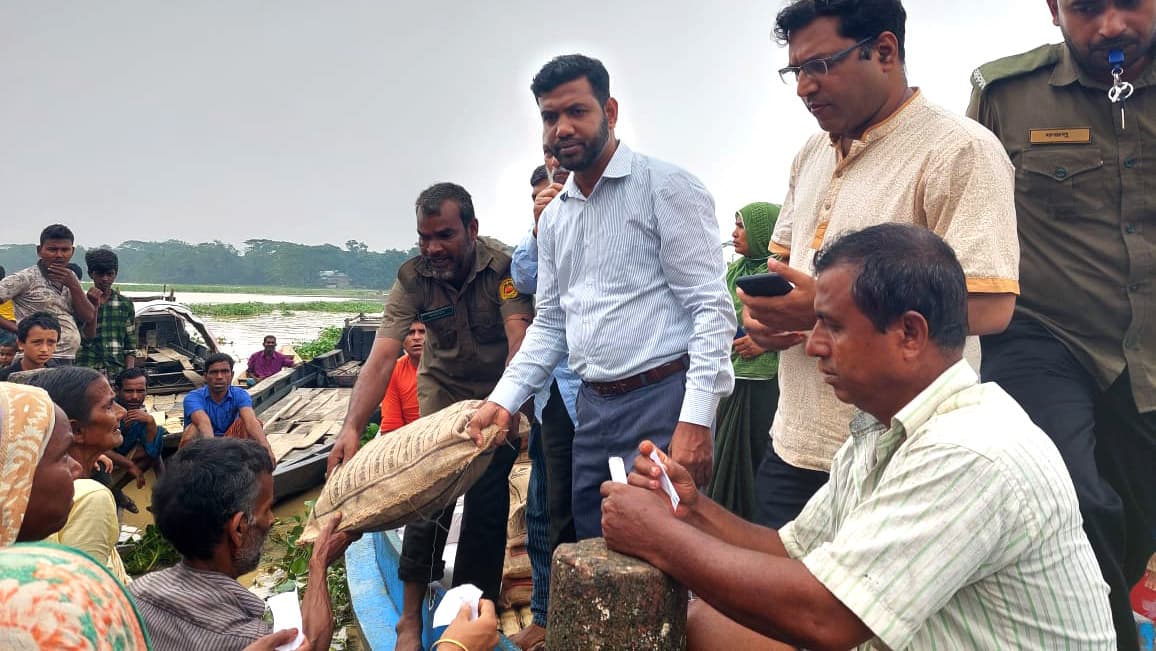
left=780, top=360, right=1115, bottom=649
left=130, top=562, right=271, bottom=651
left=489, top=142, right=735, bottom=427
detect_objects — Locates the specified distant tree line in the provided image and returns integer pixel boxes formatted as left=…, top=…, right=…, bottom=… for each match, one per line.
left=0, top=238, right=421, bottom=289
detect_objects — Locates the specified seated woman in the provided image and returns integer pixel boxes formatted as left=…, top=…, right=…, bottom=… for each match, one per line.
left=0, top=381, right=309, bottom=650
left=26, top=366, right=132, bottom=583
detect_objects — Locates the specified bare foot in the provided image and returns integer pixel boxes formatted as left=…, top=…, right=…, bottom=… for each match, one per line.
left=508, top=622, right=547, bottom=650
left=394, top=614, right=423, bottom=651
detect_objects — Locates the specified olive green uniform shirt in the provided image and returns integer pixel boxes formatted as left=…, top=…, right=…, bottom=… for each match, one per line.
left=968, top=44, right=1156, bottom=412
left=378, top=237, right=533, bottom=414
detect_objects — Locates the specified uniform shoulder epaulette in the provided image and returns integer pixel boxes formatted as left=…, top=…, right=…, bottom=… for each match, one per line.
left=970, top=43, right=1063, bottom=92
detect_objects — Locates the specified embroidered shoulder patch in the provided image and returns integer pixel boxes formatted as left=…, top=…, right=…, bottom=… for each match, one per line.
left=499, top=277, right=518, bottom=300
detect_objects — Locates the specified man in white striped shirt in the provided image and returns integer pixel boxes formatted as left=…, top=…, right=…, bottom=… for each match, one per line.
left=601, top=224, right=1115, bottom=650
left=469, top=54, right=736, bottom=539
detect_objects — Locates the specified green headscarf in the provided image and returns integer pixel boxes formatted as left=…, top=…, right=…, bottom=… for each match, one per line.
left=726, top=202, right=781, bottom=380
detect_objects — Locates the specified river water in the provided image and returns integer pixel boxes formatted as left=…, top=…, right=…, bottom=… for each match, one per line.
left=122, top=290, right=382, bottom=365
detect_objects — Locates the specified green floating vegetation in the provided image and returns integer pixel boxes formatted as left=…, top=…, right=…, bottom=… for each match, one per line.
left=122, top=524, right=181, bottom=576
left=296, top=326, right=344, bottom=361
left=188, top=301, right=381, bottom=318
left=120, top=283, right=383, bottom=299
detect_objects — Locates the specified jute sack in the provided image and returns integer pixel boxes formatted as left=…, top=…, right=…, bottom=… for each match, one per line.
left=300, top=399, right=500, bottom=543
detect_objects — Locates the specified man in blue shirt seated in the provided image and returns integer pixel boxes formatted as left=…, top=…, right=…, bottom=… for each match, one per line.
left=181, top=352, right=274, bottom=462
left=101, top=367, right=168, bottom=513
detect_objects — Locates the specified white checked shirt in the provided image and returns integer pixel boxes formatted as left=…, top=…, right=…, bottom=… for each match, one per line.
left=490, top=142, right=735, bottom=426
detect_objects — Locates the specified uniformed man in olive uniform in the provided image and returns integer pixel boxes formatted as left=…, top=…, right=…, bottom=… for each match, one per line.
left=326, top=182, right=534, bottom=651
left=967, top=2, right=1155, bottom=647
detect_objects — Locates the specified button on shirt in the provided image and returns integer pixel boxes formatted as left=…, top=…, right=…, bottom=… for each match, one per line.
left=490, top=143, right=736, bottom=427
left=183, top=385, right=252, bottom=434
left=780, top=361, right=1114, bottom=649
left=0, top=265, right=83, bottom=358
left=969, top=44, right=1156, bottom=412
left=770, top=91, right=1020, bottom=471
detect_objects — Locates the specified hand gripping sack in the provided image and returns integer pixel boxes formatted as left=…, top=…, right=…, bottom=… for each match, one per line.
left=300, top=400, right=501, bottom=542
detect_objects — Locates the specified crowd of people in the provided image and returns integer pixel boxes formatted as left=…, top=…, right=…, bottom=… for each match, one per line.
left=1, top=0, right=1154, bottom=649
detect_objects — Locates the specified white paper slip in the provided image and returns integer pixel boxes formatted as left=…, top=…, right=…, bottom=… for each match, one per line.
left=608, top=456, right=628, bottom=484
left=266, top=589, right=306, bottom=651
left=649, top=449, right=680, bottom=509
left=432, top=583, right=483, bottom=628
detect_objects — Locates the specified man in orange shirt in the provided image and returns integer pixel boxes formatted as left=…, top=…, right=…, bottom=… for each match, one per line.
left=379, top=320, right=425, bottom=432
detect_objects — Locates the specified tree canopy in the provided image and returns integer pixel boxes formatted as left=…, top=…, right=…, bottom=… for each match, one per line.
left=0, top=239, right=421, bottom=289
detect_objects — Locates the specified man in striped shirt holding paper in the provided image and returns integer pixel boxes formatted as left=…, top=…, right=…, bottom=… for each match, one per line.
left=601, top=225, right=1115, bottom=650
left=469, top=53, right=736, bottom=539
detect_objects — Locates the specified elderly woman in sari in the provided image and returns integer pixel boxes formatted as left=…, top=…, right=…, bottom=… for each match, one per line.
left=707, top=202, right=782, bottom=520
left=25, top=366, right=133, bottom=583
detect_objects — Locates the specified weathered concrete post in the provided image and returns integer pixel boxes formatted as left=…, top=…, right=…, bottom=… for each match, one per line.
left=545, top=537, right=687, bottom=650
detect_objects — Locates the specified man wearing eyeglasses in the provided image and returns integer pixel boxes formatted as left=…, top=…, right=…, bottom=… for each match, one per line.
left=740, top=0, right=1021, bottom=531
left=967, top=2, right=1156, bottom=648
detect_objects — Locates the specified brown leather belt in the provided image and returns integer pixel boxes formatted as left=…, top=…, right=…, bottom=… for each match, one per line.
left=586, top=355, right=689, bottom=397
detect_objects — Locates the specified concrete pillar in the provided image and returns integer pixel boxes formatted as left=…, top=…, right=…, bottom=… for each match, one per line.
left=545, top=537, right=687, bottom=650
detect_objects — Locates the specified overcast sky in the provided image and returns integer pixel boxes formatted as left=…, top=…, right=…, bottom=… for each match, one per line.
left=0, top=1, right=1060, bottom=252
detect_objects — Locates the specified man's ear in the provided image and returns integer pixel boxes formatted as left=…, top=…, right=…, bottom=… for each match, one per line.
left=227, top=511, right=248, bottom=550
left=898, top=310, right=930, bottom=358
left=605, top=97, right=619, bottom=130
left=875, top=32, right=901, bottom=68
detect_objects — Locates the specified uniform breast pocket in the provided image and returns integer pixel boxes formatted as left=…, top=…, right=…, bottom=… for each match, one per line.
left=425, top=316, right=458, bottom=351
left=1018, top=147, right=1108, bottom=222
left=471, top=314, right=506, bottom=345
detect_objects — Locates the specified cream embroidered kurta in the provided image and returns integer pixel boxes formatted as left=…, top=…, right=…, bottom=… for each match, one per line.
left=770, top=91, right=1020, bottom=472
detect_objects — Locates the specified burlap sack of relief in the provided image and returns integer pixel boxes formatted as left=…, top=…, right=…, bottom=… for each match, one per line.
left=300, top=399, right=501, bottom=542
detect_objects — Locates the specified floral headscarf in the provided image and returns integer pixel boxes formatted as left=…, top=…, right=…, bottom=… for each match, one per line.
left=0, top=542, right=150, bottom=649
left=0, top=383, right=57, bottom=547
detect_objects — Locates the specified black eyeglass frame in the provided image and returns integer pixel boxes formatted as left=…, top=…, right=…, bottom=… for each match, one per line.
left=778, top=36, right=877, bottom=84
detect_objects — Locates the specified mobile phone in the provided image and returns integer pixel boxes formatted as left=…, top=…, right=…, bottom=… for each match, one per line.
left=734, top=326, right=746, bottom=339
left=735, top=272, right=794, bottom=297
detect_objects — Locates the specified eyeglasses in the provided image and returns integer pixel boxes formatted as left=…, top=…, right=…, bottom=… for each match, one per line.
left=778, top=37, right=875, bottom=84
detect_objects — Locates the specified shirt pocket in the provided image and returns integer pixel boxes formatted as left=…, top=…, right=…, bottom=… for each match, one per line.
left=1018, top=147, right=1107, bottom=222
left=424, top=312, right=458, bottom=351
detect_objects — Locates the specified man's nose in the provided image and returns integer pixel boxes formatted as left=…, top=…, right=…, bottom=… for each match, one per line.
left=1098, top=8, right=1127, bottom=40
left=796, top=73, right=819, bottom=100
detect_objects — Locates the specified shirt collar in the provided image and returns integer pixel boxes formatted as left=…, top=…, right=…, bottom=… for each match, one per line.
left=560, top=140, right=633, bottom=202
left=1051, top=42, right=1156, bottom=90
left=827, top=88, right=925, bottom=151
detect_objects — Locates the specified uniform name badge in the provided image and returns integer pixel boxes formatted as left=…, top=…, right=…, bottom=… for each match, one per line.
left=1028, top=128, right=1092, bottom=145
left=419, top=305, right=454, bottom=322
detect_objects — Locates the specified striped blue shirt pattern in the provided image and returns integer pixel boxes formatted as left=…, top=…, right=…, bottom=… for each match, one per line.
left=490, top=142, right=735, bottom=426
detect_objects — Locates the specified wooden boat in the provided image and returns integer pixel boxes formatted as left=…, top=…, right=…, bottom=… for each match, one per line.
left=133, top=300, right=219, bottom=394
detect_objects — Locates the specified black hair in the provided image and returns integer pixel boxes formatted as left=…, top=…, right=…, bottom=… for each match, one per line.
left=530, top=165, right=549, bottom=187
left=152, top=438, right=274, bottom=561
left=263, top=334, right=276, bottom=342
left=39, top=224, right=75, bottom=245
left=774, top=0, right=907, bottom=62
left=16, top=312, right=61, bottom=343
left=0, top=334, right=16, bottom=349
left=415, top=182, right=476, bottom=227
left=531, top=54, right=611, bottom=105
left=203, top=352, right=235, bottom=373
left=813, top=223, right=966, bottom=350
left=0, top=265, right=6, bottom=279
left=85, top=248, right=119, bottom=275
left=115, top=367, right=149, bottom=388
left=25, top=366, right=106, bottom=427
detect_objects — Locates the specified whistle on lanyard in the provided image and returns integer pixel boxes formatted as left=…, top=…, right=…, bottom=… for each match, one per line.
left=1107, top=49, right=1135, bottom=129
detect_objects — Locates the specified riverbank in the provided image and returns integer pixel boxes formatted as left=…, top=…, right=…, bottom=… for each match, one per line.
left=118, top=282, right=383, bottom=299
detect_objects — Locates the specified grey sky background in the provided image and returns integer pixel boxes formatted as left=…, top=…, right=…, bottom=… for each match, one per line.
left=0, top=1, right=1060, bottom=252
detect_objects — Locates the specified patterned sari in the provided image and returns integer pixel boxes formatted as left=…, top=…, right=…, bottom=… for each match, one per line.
left=0, top=383, right=57, bottom=547
left=0, top=542, right=150, bottom=650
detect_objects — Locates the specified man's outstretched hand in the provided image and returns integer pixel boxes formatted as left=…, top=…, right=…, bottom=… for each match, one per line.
left=326, top=425, right=361, bottom=474
left=466, top=401, right=513, bottom=448
left=669, top=422, right=713, bottom=488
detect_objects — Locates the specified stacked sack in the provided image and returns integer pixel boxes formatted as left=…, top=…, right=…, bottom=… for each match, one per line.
left=498, top=440, right=534, bottom=636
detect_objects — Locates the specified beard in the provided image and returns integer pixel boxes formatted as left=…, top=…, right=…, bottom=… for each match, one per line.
left=552, top=114, right=610, bottom=172
left=234, top=522, right=268, bottom=575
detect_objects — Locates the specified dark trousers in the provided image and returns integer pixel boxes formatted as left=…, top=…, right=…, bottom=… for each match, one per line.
left=753, top=440, right=830, bottom=529
left=982, top=316, right=1156, bottom=651
left=540, top=380, right=577, bottom=551
left=572, top=369, right=686, bottom=540
left=396, top=438, right=519, bottom=601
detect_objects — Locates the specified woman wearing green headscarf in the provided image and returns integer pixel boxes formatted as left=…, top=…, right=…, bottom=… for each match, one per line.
left=707, top=202, right=781, bottom=520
